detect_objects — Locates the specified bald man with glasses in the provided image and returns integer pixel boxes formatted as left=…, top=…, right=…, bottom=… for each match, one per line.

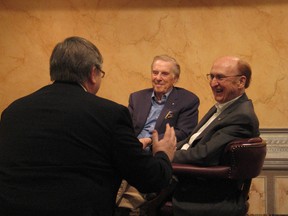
left=172, top=56, right=260, bottom=216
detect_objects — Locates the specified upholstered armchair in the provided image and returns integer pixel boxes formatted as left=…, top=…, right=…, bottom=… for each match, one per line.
left=140, top=137, right=267, bottom=216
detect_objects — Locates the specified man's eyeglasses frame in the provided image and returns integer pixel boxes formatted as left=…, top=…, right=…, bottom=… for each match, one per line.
left=206, top=73, right=242, bottom=82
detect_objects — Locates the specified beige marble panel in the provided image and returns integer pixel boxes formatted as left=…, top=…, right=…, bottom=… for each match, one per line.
left=249, top=176, right=267, bottom=214
left=275, top=176, right=288, bottom=214
left=0, top=0, right=288, bottom=127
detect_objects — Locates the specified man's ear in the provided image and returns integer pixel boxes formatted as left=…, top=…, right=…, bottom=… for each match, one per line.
left=173, top=76, right=179, bottom=84
left=89, top=66, right=98, bottom=84
left=239, top=75, right=246, bottom=88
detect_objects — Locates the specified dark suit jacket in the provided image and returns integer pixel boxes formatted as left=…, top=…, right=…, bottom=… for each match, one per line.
left=173, top=93, right=260, bottom=166
left=0, top=82, right=172, bottom=216
left=128, top=87, right=199, bottom=142
left=172, top=93, right=260, bottom=216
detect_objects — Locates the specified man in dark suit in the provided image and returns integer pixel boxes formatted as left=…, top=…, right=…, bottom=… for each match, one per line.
left=0, top=36, right=176, bottom=216
left=116, top=55, right=199, bottom=215
left=172, top=56, right=260, bottom=216
left=129, top=55, right=199, bottom=148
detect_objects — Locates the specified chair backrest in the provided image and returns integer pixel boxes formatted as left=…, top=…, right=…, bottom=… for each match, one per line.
left=172, top=137, right=267, bottom=180
left=220, top=137, right=267, bottom=179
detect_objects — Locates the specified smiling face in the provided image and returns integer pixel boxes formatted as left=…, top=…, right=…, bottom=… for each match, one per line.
left=151, top=59, right=178, bottom=100
left=209, top=56, right=246, bottom=104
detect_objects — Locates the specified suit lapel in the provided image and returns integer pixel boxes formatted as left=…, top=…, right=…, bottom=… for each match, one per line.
left=138, top=90, right=153, bottom=129
left=154, top=88, right=178, bottom=129
left=176, top=105, right=216, bottom=149
left=194, top=93, right=249, bottom=140
left=210, top=93, right=249, bottom=123
left=193, top=106, right=217, bottom=132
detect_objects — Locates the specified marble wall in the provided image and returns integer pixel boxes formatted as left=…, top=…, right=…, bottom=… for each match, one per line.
left=0, top=1, right=288, bottom=214
left=1, top=0, right=288, bottom=127
left=250, top=171, right=288, bottom=214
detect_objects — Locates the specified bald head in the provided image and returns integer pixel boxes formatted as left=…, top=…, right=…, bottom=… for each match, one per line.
left=211, top=56, right=252, bottom=88
left=208, top=56, right=252, bottom=104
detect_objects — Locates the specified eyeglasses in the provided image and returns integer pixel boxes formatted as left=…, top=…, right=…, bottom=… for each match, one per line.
left=206, top=73, right=242, bottom=82
left=100, top=70, right=105, bottom=78
left=95, top=65, right=105, bottom=78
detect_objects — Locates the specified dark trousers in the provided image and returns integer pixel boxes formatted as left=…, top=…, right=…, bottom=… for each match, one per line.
left=114, top=207, right=130, bottom=216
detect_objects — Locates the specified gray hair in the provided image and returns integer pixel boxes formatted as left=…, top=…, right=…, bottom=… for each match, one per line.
left=151, top=55, right=180, bottom=79
left=50, top=36, right=103, bottom=84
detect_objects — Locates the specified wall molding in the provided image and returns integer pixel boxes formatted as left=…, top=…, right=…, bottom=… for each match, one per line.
left=260, top=128, right=288, bottom=170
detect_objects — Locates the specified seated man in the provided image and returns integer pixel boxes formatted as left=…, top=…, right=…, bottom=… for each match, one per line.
left=129, top=54, right=199, bottom=148
left=172, top=56, right=260, bottom=216
left=116, top=55, right=199, bottom=215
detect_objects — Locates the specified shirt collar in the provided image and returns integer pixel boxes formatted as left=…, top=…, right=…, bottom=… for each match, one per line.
left=152, top=87, right=173, bottom=104
left=79, top=83, right=88, bottom=92
left=215, top=94, right=243, bottom=112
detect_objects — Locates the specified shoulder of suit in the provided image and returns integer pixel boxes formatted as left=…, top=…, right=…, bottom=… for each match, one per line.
left=172, top=87, right=199, bottom=99
left=226, top=95, right=255, bottom=114
left=130, top=88, right=153, bottom=96
left=90, top=94, right=127, bottom=110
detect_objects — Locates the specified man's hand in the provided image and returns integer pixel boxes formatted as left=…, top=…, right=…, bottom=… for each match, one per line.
left=152, top=124, right=176, bottom=161
left=139, top=138, right=152, bottom=149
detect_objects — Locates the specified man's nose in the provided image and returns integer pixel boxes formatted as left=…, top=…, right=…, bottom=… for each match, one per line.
left=155, top=73, right=163, bottom=79
left=210, top=79, right=219, bottom=87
